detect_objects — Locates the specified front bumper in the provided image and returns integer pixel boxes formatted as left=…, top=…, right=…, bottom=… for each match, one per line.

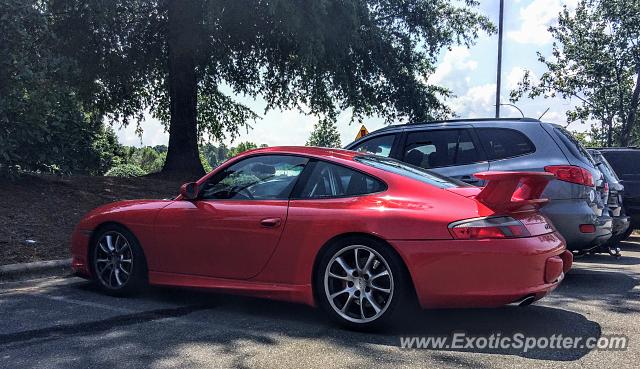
left=392, top=232, right=571, bottom=309
left=70, top=228, right=92, bottom=278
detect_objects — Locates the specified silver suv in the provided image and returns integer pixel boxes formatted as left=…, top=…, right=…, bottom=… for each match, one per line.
left=345, top=118, right=612, bottom=252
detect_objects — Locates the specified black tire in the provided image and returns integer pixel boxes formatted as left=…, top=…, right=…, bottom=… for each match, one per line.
left=314, top=236, right=413, bottom=331
left=89, top=224, right=147, bottom=296
left=619, top=223, right=635, bottom=242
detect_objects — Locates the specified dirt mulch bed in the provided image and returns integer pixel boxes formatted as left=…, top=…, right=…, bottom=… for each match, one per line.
left=0, top=174, right=185, bottom=265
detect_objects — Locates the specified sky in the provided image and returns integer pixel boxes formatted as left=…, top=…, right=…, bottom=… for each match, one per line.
left=116, top=0, right=585, bottom=149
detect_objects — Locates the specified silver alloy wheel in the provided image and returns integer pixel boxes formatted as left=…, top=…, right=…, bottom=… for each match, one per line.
left=94, top=231, right=134, bottom=289
left=324, top=245, right=394, bottom=323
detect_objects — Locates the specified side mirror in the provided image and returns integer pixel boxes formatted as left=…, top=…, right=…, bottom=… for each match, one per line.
left=180, top=182, right=199, bottom=200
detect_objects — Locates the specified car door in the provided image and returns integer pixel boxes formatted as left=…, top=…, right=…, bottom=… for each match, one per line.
left=152, top=155, right=309, bottom=279
left=399, top=127, right=488, bottom=185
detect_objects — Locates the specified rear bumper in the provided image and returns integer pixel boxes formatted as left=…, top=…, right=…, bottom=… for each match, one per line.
left=612, top=215, right=631, bottom=236
left=541, top=199, right=612, bottom=251
left=391, top=232, right=570, bottom=309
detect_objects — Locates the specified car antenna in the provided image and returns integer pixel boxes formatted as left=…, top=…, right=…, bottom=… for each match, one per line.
left=538, top=107, right=550, bottom=120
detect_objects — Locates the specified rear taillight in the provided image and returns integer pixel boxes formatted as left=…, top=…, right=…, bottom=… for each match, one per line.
left=449, top=216, right=531, bottom=240
left=545, top=165, right=594, bottom=187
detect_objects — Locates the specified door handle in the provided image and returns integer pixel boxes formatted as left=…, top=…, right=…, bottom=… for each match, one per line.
left=260, top=218, right=282, bottom=228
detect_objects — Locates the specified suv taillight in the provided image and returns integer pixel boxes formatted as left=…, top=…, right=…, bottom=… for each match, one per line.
left=544, top=165, right=594, bottom=187
left=449, top=216, right=531, bottom=240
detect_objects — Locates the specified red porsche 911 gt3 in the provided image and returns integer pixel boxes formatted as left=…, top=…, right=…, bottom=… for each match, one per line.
left=71, top=147, right=572, bottom=329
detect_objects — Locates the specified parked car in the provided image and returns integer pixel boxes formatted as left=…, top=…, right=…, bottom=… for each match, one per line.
left=71, top=147, right=572, bottom=329
left=597, top=147, right=640, bottom=240
left=345, top=118, right=612, bottom=253
left=587, top=149, right=630, bottom=253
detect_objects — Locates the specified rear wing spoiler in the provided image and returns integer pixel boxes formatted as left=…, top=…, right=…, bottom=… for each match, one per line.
left=473, top=171, right=555, bottom=211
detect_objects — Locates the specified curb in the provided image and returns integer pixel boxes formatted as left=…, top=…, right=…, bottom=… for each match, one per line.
left=0, top=258, right=72, bottom=281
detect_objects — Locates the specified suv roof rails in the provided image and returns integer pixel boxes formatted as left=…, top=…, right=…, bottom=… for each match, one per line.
left=590, top=146, right=640, bottom=150
left=373, top=117, right=542, bottom=132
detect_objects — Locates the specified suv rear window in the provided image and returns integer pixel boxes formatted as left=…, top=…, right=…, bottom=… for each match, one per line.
left=354, top=155, right=469, bottom=189
left=554, top=127, right=596, bottom=165
left=476, top=128, right=535, bottom=160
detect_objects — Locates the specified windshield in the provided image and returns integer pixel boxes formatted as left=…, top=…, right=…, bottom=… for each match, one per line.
left=354, top=155, right=470, bottom=189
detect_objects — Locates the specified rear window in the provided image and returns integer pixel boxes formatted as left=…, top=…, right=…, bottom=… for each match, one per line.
left=476, top=128, right=535, bottom=160
left=589, top=151, right=620, bottom=181
left=354, top=155, right=469, bottom=189
left=554, top=128, right=596, bottom=165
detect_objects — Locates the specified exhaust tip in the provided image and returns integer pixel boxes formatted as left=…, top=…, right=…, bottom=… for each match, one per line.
left=518, top=295, right=536, bottom=307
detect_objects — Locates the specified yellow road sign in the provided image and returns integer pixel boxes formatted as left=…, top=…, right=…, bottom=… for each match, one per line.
left=355, top=125, right=369, bottom=140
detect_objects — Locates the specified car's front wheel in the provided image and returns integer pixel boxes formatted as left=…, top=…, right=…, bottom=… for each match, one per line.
left=315, top=237, right=411, bottom=330
left=91, top=225, right=147, bottom=296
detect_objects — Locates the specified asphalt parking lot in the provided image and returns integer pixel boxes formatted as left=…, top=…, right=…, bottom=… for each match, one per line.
left=1, top=241, right=639, bottom=369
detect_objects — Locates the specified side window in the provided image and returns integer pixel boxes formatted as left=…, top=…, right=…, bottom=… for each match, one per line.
left=350, top=134, right=396, bottom=157
left=298, top=161, right=386, bottom=199
left=199, top=155, right=308, bottom=200
left=403, top=129, right=480, bottom=169
left=476, top=128, right=535, bottom=160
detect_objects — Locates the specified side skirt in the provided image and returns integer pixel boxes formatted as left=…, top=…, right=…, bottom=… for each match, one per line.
left=148, top=271, right=316, bottom=307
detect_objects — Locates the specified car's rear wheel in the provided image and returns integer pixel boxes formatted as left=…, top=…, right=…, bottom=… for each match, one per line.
left=91, top=225, right=146, bottom=296
left=315, top=237, right=411, bottom=330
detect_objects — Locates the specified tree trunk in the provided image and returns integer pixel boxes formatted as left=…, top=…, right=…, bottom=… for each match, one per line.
left=162, top=0, right=205, bottom=176
left=620, top=64, right=640, bottom=147
left=605, top=116, right=613, bottom=147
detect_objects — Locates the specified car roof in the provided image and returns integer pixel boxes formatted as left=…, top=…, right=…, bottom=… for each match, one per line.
left=591, top=147, right=640, bottom=151
left=238, top=146, right=360, bottom=161
left=369, top=117, right=542, bottom=133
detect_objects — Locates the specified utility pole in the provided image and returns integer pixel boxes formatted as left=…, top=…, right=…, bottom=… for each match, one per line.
left=495, top=0, right=504, bottom=118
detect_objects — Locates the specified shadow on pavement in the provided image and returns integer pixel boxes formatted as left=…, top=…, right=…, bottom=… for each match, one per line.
left=551, top=267, right=640, bottom=314
left=0, top=279, right=602, bottom=366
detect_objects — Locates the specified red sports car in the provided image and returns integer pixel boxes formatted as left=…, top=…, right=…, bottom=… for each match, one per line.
left=71, top=147, right=572, bottom=329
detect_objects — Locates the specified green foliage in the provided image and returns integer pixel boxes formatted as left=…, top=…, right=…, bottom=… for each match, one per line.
left=49, top=0, right=493, bottom=171
left=92, top=126, right=127, bottom=175
left=200, top=151, right=213, bottom=173
left=511, top=0, right=640, bottom=147
left=131, top=147, right=165, bottom=173
left=0, top=0, right=116, bottom=176
left=570, top=131, right=594, bottom=147
left=105, top=163, right=146, bottom=177
left=306, top=119, right=342, bottom=148
left=227, top=142, right=261, bottom=158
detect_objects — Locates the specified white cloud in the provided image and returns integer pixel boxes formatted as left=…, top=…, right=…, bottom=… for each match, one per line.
left=506, top=66, right=529, bottom=90
left=429, top=46, right=478, bottom=86
left=507, top=0, right=578, bottom=45
left=448, top=83, right=497, bottom=118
